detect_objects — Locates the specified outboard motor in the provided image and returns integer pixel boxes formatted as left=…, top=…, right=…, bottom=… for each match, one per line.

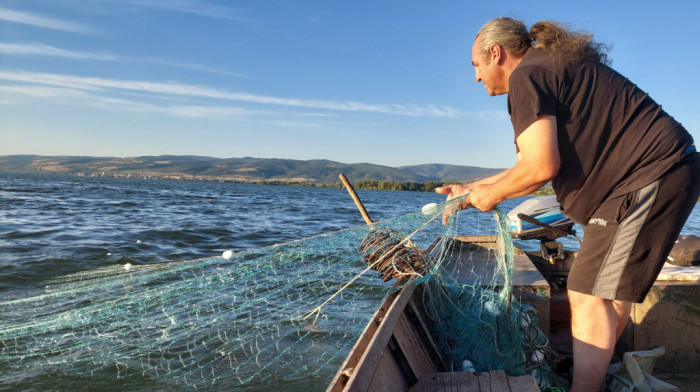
left=507, top=195, right=576, bottom=264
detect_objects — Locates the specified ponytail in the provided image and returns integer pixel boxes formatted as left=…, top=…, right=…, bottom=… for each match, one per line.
left=529, top=21, right=610, bottom=64
left=477, top=17, right=610, bottom=65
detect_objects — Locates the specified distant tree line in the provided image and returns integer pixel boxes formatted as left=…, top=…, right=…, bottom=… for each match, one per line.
left=352, top=180, right=449, bottom=192
left=256, top=179, right=449, bottom=192
left=256, top=180, right=699, bottom=203
left=257, top=179, right=561, bottom=196
left=529, top=187, right=555, bottom=196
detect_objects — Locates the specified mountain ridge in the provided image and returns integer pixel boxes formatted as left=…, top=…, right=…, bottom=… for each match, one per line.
left=0, top=155, right=505, bottom=184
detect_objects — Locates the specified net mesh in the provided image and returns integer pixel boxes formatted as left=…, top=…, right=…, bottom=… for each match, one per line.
left=0, top=196, right=559, bottom=390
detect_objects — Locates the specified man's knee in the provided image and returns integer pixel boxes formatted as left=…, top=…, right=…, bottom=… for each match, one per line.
left=612, top=299, right=632, bottom=317
left=569, top=290, right=610, bottom=312
left=612, top=299, right=633, bottom=338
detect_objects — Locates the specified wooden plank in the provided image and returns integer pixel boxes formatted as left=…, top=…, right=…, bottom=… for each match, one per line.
left=452, top=235, right=499, bottom=246
left=392, top=310, right=441, bottom=379
left=408, top=372, right=438, bottom=392
left=506, top=375, right=540, bottom=392
left=478, top=371, right=491, bottom=392
left=412, top=371, right=542, bottom=392
left=445, top=246, right=548, bottom=289
left=366, top=343, right=410, bottom=392
left=436, top=372, right=452, bottom=392
left=328, top=282, right=402, bottom=392
left=407, top=292, right=446, bottom=370
left=487, top=370, right=510, bottom=392
left=631, top=282, right=700, bottom=372
left=345, top=283, right=418, bottom=392
left=452, top=371, right=480, bottom=391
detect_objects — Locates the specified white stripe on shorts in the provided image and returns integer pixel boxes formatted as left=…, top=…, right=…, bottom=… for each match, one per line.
left=592, top=180, right=660, bottom=299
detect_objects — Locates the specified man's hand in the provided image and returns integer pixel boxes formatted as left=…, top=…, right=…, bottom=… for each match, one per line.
left=466, top=183, right=501, bottom=212
left=435, top=183, right=504, bottom=224
left=435, top=184, right=473, bottom=224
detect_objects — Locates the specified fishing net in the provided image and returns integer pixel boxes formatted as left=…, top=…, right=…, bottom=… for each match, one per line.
left=0, top=195, right=558, bottom=391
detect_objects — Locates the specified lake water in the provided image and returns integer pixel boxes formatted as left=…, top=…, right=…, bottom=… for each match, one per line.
left=1, top=173, right=698, bottom=391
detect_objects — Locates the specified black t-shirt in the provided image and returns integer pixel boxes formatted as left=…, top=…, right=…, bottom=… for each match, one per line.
left=508, top=48, right=694, bottom=223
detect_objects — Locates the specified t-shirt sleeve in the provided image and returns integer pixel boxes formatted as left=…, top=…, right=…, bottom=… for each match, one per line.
left=507, top=65, right=560, bottom=140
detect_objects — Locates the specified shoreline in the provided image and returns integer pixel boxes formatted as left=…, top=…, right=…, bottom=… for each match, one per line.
left=2, top=171, right=697, bottom=202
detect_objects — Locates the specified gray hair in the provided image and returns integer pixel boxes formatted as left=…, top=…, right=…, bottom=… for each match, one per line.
left=476, top=17, right=530, bottom=62
left=476, top=17, right=610, bottom=65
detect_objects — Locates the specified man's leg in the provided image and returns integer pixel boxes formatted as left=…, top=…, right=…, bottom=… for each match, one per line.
left=566, top=156, right=699, bottom=391
left=613, top=299, right=633, bottom=340
left=569, top=290, right=632, bottom=392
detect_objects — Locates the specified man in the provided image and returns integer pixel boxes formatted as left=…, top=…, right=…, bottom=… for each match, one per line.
left=436, top=17, right=699, bottom=392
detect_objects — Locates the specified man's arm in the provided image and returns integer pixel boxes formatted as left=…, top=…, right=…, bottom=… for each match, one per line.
left=435, top=114, right=559, bottom=221
left=468, top=114, right=560, bottom=211
left=434, top=163, right=512, bottom=201
left=472, top=168, right=513, bottom=186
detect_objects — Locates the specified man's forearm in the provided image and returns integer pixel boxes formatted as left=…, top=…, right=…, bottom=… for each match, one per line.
left=488, top=160, right=553, bottom=202
left=471, top=168, right=512, bottom=186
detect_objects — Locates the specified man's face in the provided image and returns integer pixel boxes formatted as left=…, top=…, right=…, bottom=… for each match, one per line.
left=471, top=37, right=506, bottom=96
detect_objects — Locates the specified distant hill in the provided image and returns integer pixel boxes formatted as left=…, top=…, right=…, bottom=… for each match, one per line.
left=398, top=163, right=502, bottom=181
left=0, top=155, right=504, bottom=184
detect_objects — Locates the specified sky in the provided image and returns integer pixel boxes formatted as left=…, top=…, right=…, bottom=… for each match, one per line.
left=1, top=0, right=698, bottom=169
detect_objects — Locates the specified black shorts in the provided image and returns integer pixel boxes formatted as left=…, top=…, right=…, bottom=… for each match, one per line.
left=567, top=153, right=700, bottom=303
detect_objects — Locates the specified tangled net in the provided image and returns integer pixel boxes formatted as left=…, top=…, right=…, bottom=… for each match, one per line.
left=0, top=196, right=559, bottom=390
left=358, top=228, right=431, bottom=281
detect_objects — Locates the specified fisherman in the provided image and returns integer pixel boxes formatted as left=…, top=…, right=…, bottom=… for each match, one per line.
left=436, top=17, right=699, bottom=392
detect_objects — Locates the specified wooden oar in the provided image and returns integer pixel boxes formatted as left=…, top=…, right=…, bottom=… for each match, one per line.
left=339, top=173, right=374, bottom=225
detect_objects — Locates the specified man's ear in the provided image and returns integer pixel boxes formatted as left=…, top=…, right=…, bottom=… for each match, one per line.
left=489, top=44, right=503, bottom=64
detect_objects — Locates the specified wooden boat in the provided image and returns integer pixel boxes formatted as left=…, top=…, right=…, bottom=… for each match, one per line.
left=333, top=175, right=700, bottom=391
left=331, top=176, right=549, bottom=391
left=329, top=234, right=700, bottom=391
left=327, top=235, right=545, bottom=392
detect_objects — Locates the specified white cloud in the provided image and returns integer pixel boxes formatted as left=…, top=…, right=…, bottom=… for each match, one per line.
left=149, top=60, right=245, bottom=78
left=125, top=0, right=246, bottom=21
left=0, top=43, right=117, bottom=60
left=0, top=41, right=244, bottom=78
left=161, top=105, right=257, bottom=118
left=0, top=41, right=245, bottom=78
left=0, top=7, right=92, bottom=33
left=0, top=70, right=462, bottom=117
left=2, top=83, right=258, bottom=119
left=1, top=84, right=90, bottom=98
left=93, top=97, right=258, bottom=118
left=464, top=110, right=511, bottom=121
left=270, top=121, right=322, bottom=128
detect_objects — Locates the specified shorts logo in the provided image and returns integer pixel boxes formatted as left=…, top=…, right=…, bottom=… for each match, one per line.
left=588, top=218, right=608, bottom=227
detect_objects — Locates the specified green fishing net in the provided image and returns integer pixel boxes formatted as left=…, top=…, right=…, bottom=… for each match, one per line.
left=0, top=196, right=557, bottom=390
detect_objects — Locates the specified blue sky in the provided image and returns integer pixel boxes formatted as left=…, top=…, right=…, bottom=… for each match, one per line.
left=1, top=0, right=698, bottom=168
